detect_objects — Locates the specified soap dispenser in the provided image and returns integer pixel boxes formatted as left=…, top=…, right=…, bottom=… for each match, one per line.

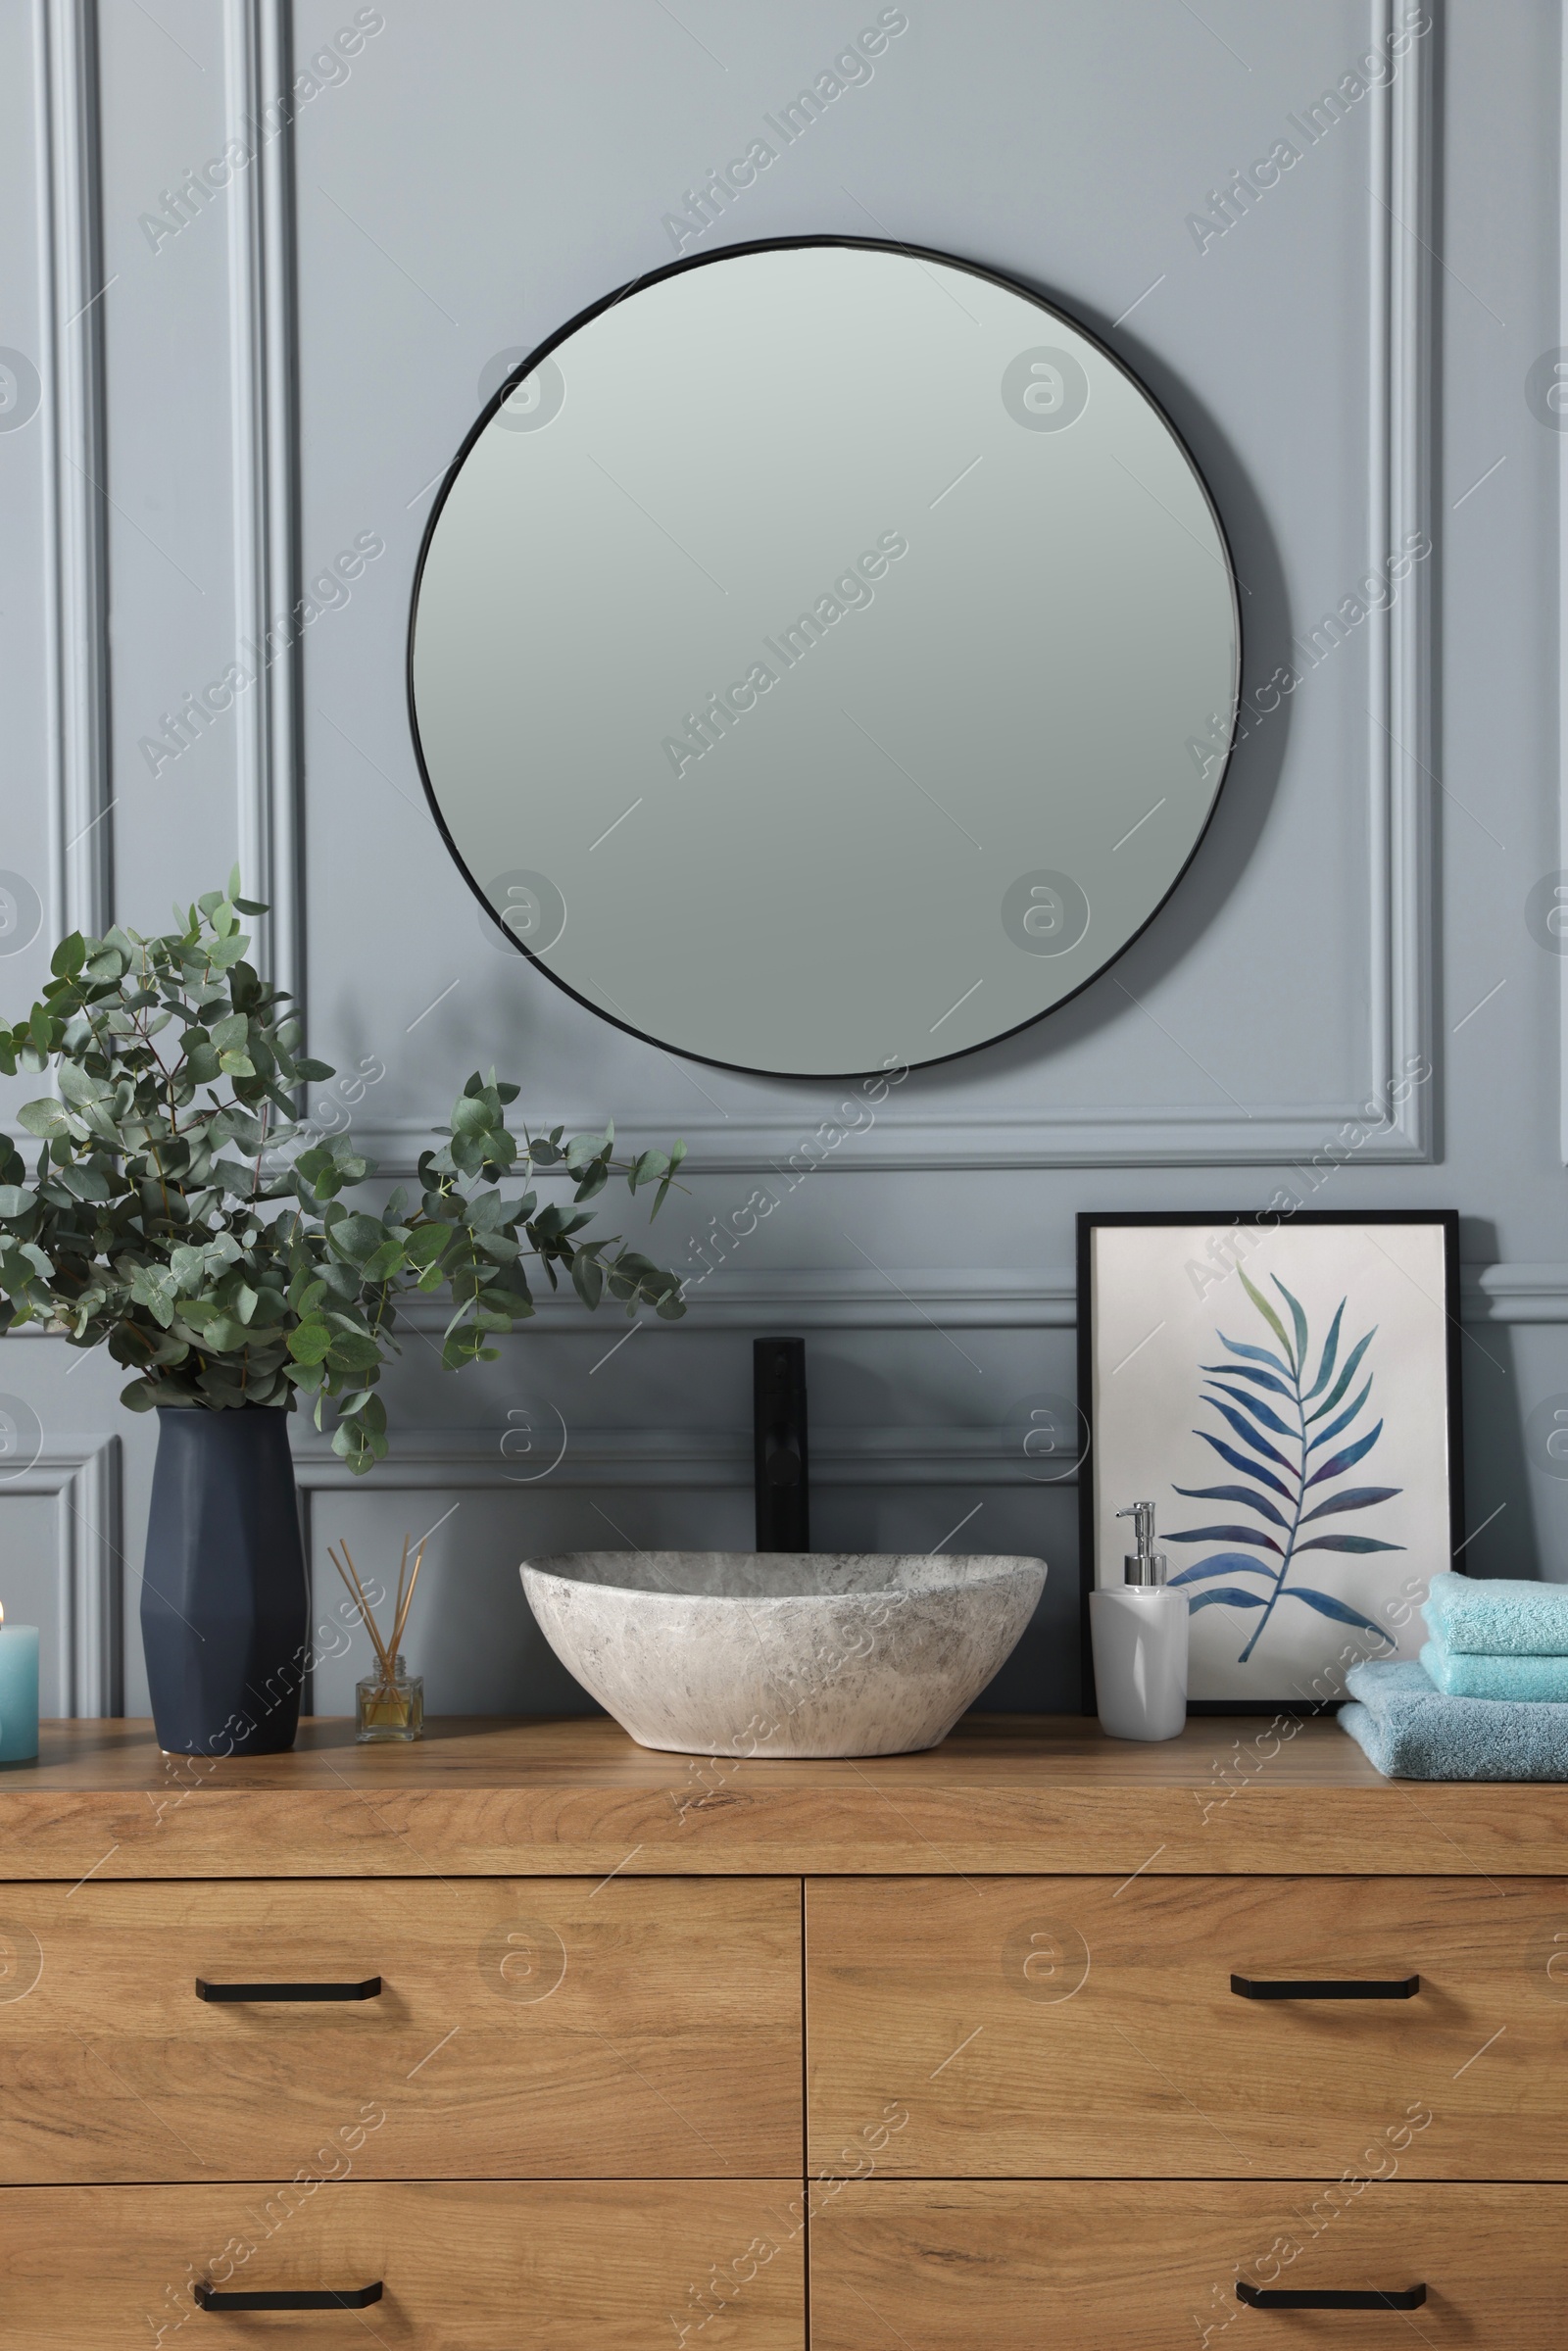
left=1090, top=1501, right=1189, bottom=1741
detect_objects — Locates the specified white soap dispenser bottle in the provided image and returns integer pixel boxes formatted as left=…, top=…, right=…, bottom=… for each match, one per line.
left=1090, top=1500, right=1189, bottom=1741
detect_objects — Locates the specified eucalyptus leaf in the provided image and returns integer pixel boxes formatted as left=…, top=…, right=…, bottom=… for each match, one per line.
left=17, top=1099, right=70, bottom=1138
left=0, top=883, right=687, bottom=1470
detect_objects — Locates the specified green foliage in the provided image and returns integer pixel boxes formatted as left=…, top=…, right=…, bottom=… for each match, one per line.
left=0, top=875, right=686, bottom=1473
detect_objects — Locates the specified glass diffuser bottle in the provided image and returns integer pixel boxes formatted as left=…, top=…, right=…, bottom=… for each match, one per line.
left=356, top=1652, right=423, bottom=1742
left=330, top=1532, right=429, bottom=1745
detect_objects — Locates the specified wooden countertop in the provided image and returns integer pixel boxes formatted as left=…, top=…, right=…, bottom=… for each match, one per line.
left=1, top=1715, right=1564, bottom=1880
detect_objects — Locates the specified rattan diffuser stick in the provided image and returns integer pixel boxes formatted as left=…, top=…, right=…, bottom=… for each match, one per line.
left=328, top=1536, right=426, bottom=1687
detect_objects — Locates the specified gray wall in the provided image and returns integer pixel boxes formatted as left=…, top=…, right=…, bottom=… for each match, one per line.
left=1, top=0, right=1564, bottom=1720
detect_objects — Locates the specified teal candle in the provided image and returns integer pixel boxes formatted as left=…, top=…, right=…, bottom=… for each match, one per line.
left=0, top=1612, right=39, bottom=1762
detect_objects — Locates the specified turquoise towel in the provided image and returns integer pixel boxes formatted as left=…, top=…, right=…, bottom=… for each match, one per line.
left=1339, top=1659, right=1568, bottom=1781
left=1420, top=1638, right=1568, bottom=1702
left=1422, top=1570, right=1568, bottom=1657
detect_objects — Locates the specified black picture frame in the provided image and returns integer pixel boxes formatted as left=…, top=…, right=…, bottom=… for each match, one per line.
left=1075, top=1208, right=1465, bottom=1716
left=406, top=231, right=1244, bottom=1082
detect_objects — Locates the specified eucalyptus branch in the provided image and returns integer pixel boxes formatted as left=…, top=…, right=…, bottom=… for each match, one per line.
left=0, top=875, right=687, bottom=1474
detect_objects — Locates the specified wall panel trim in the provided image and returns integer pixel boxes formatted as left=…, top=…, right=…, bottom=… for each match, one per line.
left=1559, top=0, right=1568, bottom=1165
left=367, top=9, right=1434, bottom=1173
left=6, top=1260, right=1554, bottom=1351
left=1374, top=0, right=1435, bottom=1158
left=36, top=0, right=111, bottom=944
left=292, top=1425, right=1064, bottom=1491
left=3, top=1434, right=122, bottom=1714
left=226, top=0, right=303, bottom=1006
left=372, top=1259, right=1550, bottom=1331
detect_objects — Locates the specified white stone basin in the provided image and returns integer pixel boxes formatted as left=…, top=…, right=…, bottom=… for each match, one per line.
left=519, top=1550, right=1048, bottom=1758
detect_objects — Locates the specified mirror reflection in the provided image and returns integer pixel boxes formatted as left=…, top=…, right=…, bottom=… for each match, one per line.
left=410, top=239, right=1240, bottom=1077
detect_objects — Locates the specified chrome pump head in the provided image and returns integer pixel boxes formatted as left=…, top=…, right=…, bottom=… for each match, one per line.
left=1116, top=1500, right=1169, bottom=1588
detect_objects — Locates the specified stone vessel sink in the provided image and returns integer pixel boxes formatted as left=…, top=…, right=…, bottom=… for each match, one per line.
left=519, top=1551, right=1048, bottom=1758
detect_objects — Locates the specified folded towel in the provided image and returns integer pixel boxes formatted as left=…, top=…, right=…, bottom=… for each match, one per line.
left=1339, top=1659, right=1568, bottom=1781
left=1420, top=1638, right=1568, bottom=1702
left=1422, top=1569, right=1568, bottom=1657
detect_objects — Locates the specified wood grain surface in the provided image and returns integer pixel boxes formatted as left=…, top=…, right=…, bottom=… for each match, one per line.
left=0, top=1876, right=800, bottom=2182
left=2, top=1715, right=1564, bottom=1879
left=807, top=1874, right=1568, bottom=2179
left=809, top=2180, right=1568, bottom=2351
left=0, top=2179, right=805, bottom=2349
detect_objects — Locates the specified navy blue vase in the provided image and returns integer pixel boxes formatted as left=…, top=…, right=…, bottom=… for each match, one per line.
left=140, top=1406, right=309, bottom=1756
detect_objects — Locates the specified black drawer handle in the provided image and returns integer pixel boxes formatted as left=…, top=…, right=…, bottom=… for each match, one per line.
left=195, top=1977, right=382, bottom=2003
left=1231, top=1974, right=1419, bottom=2001
left=1238, top=2282, right=1427, bottom=2311
left=195, top=2281, right=383, bottom=2311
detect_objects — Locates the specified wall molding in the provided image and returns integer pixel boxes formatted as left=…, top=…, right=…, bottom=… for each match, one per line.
left=292, top=1425, right=1067, bottom=1492
left=1, top=1434, right=122, bottom=1713
left=6, top=1259, right=1553, bottom=1350
left=358, top=1088, right=1427, bottom=1178
left=387, top=1264, right=1081, bottom=1332
left=356, top=13, right=1434, bottom=1174
left=8, top=1261, right=1560, bottom=1349
left=1462, top=1264, right=1568, bottom=1323
left=1559, top=0, right=1568, bottom=1166
left=1370, top=0, right=1435, bottom=1160
left=36, top=0, right=111, bottom=944
left=368, top=1259, right=1560, bottom=1332
left=226, top=0, right=303, bottom=1006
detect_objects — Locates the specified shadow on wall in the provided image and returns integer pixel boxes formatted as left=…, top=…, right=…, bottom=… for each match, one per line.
left=973, top=1570, right=1080, bottom=1713
left=307, top=1477, right=1083, bottom=1718
left=1460, top=1215, right=1549, bottom=1585
left=815, top=1480, right=1082, bottom=1713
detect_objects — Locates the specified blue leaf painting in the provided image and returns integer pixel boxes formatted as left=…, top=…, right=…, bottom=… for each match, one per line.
left=1169, top=1553, right=1281, bottom=1587
left=1298, top=1486, right=1399, bottom=1522
left=1172, top=1269, right=1402, bottom=1666
left=1202, top=1398, right=1294, bottom=1471
left=1308, top=1380, right=1373, bottom=1455
left=1308, top=1333, right=1375, bottom=1425
left=1193, top=1432, right=1297, bottom=1500
left=1202, top=1360, right=1297, bottom=1401
left=1205, top=1382, right=1298, bottom=1439
left=1296, top=1534, right=1403, bottom=1555
left=1306, top=1424, right=1384, bottom=1487
left=1215, top=1333, right=1293, bottom=1373
left=1300, top=1299, right=1346, bottom=1401
left=1278, top=1589, right=1392, bottom=1636
left=1166, top=1524, right=1283, bottom=1551
left=1172, top=1482, right=1291, bottom=1528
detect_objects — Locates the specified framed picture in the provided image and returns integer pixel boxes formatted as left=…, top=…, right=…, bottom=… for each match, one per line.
left=1076, top=1210, right=1464, bottom=1713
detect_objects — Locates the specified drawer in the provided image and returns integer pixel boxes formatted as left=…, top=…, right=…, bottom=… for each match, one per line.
left=0, top=1877, right=800, bottom=2181
left=0, top=2180, right=804, bottom=2348
left=809, top=2181, right=1568, bottom=2351
left=807, top=1875, right=1568, bottom=2177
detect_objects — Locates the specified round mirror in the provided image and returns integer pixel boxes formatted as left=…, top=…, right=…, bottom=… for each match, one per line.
left=410, top=237, right=1240, bottom=1078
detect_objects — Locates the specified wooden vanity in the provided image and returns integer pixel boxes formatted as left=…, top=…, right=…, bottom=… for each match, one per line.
left=2, top=1713, right=1566, bottom=2346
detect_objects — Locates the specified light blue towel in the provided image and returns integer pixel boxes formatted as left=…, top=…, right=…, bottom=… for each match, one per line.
left=1422, top=1569, right=1568, bottom=1657
left=1420, top=1638, right=1568, bottom=1702
left=1339, top=1659, right=1568, bottom=1781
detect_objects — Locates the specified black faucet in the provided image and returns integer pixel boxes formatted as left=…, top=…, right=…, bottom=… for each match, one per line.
left=754, top=1336, right=808, bottom=1551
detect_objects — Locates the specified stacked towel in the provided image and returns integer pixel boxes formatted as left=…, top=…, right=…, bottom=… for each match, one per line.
left=1418, top=1641, right=1568, bottom=1701
left=1340, top=1574, right=1568, bottom=1778
left=1423, top=1570, right=1568, bottom=1657
left=1417, top=1570, right=1568, bottom=1701
left=1340, top=1659, right=1568, bottom=1781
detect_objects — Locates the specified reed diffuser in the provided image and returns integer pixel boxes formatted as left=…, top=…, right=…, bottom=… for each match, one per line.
left=329, top=1535, right=427, bottom=1741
